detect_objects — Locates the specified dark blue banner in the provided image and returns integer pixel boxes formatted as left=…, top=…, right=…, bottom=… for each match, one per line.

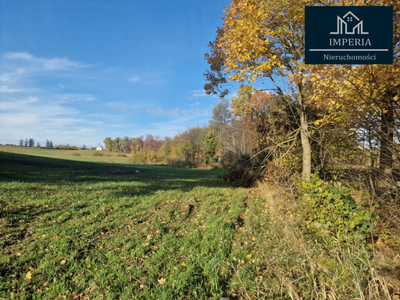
left=305, top=6, right=393, bottom=64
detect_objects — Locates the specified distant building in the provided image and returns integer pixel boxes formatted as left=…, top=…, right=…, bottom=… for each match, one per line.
left=96, top=146, right=103, bottom=151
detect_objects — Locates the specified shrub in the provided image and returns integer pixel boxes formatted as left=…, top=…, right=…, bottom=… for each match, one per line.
left=114, top=153, right=126, bottom=157
left=222, top=154, right=262, bottom=187
left=91, top=152, right=104, bottom=156
left=72, top=153, right=81, bottom=157
left=169, top=160, right=195, bottom=168
left=296, top=174, right=377, bottom=244
left=222, top=165, right=260, bottom=187
left=209, top=162, right=223, bottom=170
left=196, top=162, right=224, bottom=170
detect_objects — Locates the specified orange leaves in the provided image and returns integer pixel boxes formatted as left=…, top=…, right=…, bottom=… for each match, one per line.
left=215, top=0, right=315, bottom=87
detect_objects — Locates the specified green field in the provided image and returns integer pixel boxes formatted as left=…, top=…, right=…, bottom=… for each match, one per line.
left=0, top=146, right=131, bottom=164
left=0, top=149, right=273, bottom=299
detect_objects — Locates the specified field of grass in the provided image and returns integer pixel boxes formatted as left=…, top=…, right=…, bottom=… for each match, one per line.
left=0, top=150, right=274, bottom=299
left=0, top=146, right=130, bottom=164
left=2, top=148, right=397, bottom=299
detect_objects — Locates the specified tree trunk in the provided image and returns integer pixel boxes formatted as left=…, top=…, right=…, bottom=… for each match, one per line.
left=298, top=86, right=312, bottom=181
left=300, top=109, right=312, bottom=181
left=379, top=97, right=394, bottom=177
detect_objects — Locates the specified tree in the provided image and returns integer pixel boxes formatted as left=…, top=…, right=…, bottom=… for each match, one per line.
left=36, top=142, right=41, bottom=147
left=204, top=130, right=217, bottom=161
left=82, top=144, right=87, bottom=150
left=311, top=65, right=400, bottom=177
left=24, top=138, right=28, bottom=147
left=114, top=137, right=122, bottom=152
left=205, top=0, right=315, bottom=179
left=130, top=137, right=144, bottom=154
left=104, top=137, right=112, bottom=151
left=19, top=139, right=23, bottom=146
left=121, top=136, right=129, bottom=153
left=28, top=138, right=34, bottom=147
left=209, top=99, right=232, bottom=130
left=309, top=0, right=400, bottom=177
left=161, top=140, right=171, bottom=157
left=49, top=140, right=53, bottom=148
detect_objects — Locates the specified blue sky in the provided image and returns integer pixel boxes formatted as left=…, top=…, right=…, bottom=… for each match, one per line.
left=0, top=0, right=232, bottom=147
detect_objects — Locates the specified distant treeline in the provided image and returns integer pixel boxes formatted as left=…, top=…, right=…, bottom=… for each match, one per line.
left=19, top=139, right=53, bottom=148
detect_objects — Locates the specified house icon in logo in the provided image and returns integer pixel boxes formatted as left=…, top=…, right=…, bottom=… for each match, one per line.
left=330, top=11, right=369, bottom=35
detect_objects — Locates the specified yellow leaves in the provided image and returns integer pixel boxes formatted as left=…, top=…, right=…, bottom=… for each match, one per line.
left=25, top=271, right=33, bottom=280
left=60, top=259, right=66, bottom=265
left=142, top=242, right=149, bottom=247
left=158, top=278, right=166, bottom=285
left=87, top=264, right=91, bottom=268
left=181, top=262, right=186, bottom=267
left=314, top=120, right=322, bottom=126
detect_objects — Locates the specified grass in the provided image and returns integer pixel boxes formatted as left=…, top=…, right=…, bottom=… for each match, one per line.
left=1, top=148, right=398, bottom=299
left=0, top=145, right=129, bottom=164
left=0, top=150, right=271, bottom=299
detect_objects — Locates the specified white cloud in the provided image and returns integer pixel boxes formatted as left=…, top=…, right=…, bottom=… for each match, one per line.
left=189, top=102, right=200, bottom=107
left=59, top=93, right=96, bottom=103
left=129, top=76, right=140, bottom=82
left=188, top=89, right=216, bottom=98
left=4, top=52, right=33, bottom=60
left=0, top=94, right=102, bottom=145
left=146, top=107, right=209, bottom=117
left=43, top=58, right=84, bottom=70
left=0, top=85, right=22, bottom=93
left=1, top=52, right=88, bottom=79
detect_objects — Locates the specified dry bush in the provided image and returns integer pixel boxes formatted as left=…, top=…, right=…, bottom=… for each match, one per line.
left=255, top=181, right=395, bottom=299
left=91, top=152, right=104, bottom=156
left=196, top=162, right=223, bottom=170
left=222, top=165, right=261, bottom=187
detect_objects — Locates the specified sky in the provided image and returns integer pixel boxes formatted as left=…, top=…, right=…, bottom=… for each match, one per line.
left=0, top=0, right=233, bottom=147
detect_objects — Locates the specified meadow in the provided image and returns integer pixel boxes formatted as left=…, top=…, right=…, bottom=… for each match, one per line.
left=1, top=148, right=397, bottom=299
left=0, top=146, right=131, bottom=164
left=0, top=148, right=271, bottom=299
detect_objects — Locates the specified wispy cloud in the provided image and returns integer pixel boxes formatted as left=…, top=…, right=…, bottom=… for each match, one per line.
left=59, top=93, right=96, bottom=103
left=0, top=52, right=89, bottom=83
left=146, top=107, right=209, bottom=117
left=0, top=85, right=23, bottom=93
left=0, top=52, right=103, bottom=145
left=188, top=89, right=217, bottom=99
left=4, top=52, right=33, bottom=60
left=129, top=76, right=140, bottom=82
left=189, top=102, right=200, bottom=107
left=0, top=95, right=102, bottom=146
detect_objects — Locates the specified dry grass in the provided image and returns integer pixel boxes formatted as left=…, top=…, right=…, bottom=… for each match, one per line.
left=254, top=180, right=398, bottom=299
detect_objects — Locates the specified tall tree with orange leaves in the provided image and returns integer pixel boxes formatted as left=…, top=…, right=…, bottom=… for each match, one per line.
left=205, top=0, right=317, bottom=179
left=205, top=0, right=399, bottom=179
